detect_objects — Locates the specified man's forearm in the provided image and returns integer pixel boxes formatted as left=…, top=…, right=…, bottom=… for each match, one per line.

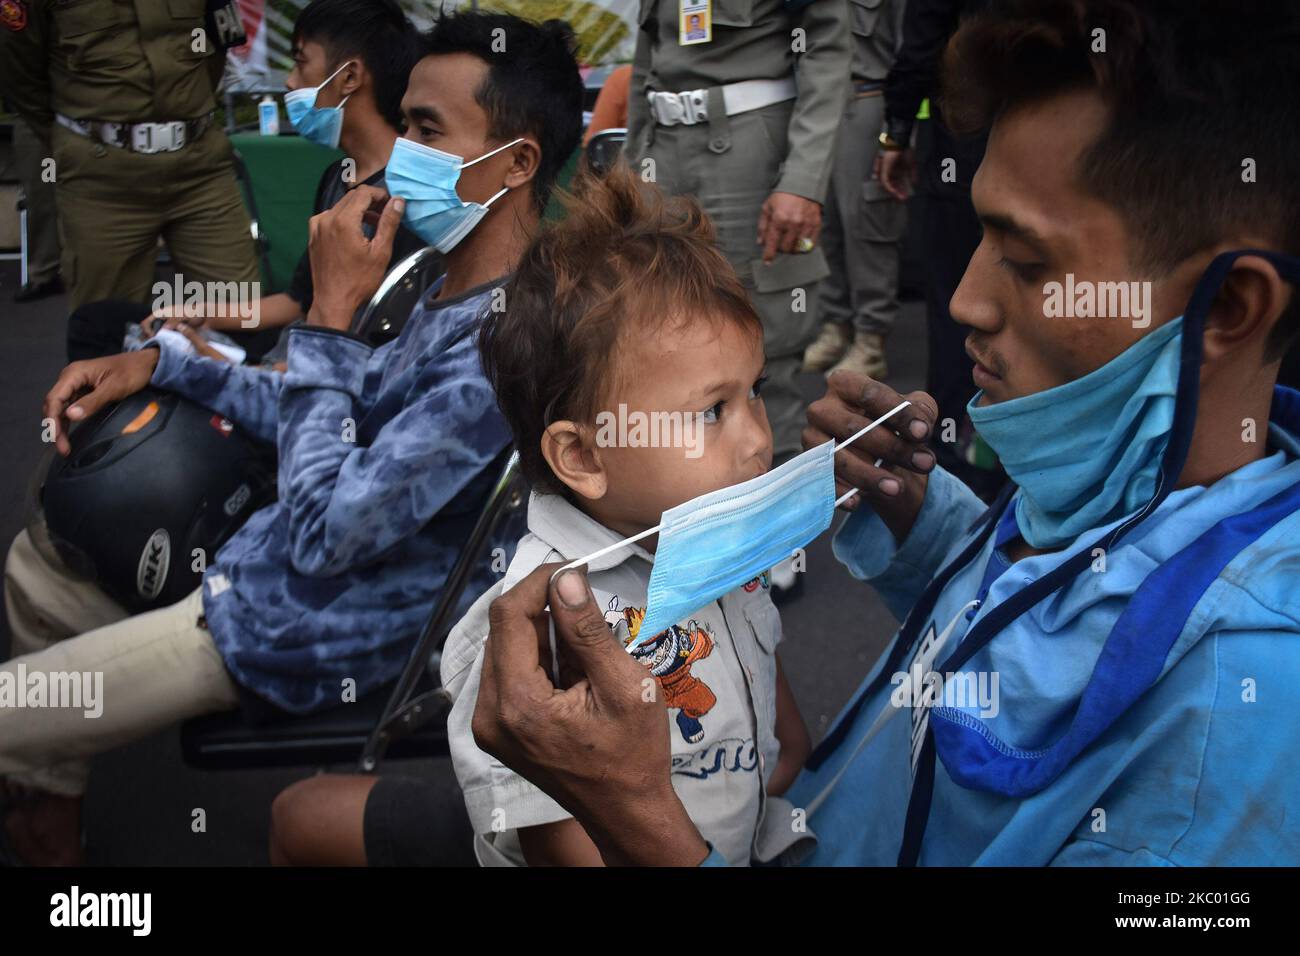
left=583, top=785, right=711, bottom=867
left=202, top=293, right=304, bottom=333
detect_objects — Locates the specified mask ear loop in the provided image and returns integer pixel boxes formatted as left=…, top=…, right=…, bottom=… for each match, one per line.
left=480, top=185, right=510, bottom=209
left=459, top=136, right=526, bottom=170
left=833, top=400, right=911, bottom=506
left=548, top=401, right=913, bottom=654
left=312, top=59, right=355, bottom=109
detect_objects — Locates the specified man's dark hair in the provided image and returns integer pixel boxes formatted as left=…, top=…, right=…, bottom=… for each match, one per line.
left=942, top=0, right=1300, bottom=360
left=293, top=0, right=418, bottom=131
left=420, top=12, right=585, bottom=216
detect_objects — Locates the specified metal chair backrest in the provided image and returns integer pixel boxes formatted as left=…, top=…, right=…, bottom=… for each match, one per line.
left=353, top=245, right=444, bottom=347
left=358, top=450, right=527, bottom=771
left=585, top=127, right=627, bottom=177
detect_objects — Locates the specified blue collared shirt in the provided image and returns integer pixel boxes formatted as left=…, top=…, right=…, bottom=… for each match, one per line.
left=147, top=276, right=512, bottom=712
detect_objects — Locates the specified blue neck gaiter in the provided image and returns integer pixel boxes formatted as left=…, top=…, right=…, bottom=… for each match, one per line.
left=967, top=316, right=1185, bottom=549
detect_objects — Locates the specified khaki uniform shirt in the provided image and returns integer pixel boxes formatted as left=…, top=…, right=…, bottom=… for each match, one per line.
left=627, top=0, right=852, bottom=202
left=1, top=0, right=222, bottom=141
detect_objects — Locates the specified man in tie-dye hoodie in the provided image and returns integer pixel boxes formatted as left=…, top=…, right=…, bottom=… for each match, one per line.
left=0, top=11, right=584, bottom=866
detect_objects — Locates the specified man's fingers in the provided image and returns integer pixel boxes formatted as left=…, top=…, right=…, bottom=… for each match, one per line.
left=178, top=326, right=228, bottom=363
left=65, top=379, right=115, bottom=424
left=827, top=370, right=937, bottom=441
left=372, top=196, right=404, bottom=257
left=761, top=218, right=785, bottom=263
left=900, top=389, right=940, bottom=437
left=43, top=365, right=93, bottom=445
left=484, top=563, right=551, bottom=691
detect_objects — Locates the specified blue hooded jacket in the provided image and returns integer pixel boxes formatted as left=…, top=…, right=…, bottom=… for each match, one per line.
left=772, top=387, right=1300, bottom=865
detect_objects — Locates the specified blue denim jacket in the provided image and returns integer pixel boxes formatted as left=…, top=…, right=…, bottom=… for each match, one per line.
left=146, top=276, right=512, bottom=712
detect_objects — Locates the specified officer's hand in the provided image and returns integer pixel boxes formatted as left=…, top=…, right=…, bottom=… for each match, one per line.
left=757, top=191, right=822, bottom=264
left=42, top=350, right=161, bottom=457
left=473, top=564, right=710, bottom=866
left=803, top=370, right=938, bottom=544
left=306, top=185, right=404, bottom=331
left=874, top=148, right=916, bottom=202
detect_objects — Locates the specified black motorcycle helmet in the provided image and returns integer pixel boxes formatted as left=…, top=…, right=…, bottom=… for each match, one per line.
left=38, top=387, right=276, bottom=612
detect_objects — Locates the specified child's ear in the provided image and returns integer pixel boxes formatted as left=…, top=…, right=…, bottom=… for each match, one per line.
left=541, top=421, right=607, bottom=500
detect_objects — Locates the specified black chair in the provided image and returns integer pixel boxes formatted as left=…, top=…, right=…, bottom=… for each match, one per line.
left=180, top=450, right=527, bottom=772
left=585, top=127, right=627, bottom=177
left=353, top=245, right=444, bottom=348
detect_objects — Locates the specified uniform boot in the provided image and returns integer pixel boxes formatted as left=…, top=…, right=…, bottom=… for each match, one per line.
left=801, top=321, right=851, bottom=372
left=829, top=331, right=888, bottom=381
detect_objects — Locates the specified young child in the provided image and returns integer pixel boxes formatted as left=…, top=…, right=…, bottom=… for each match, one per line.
left=441, top=165, right=814, bottom=866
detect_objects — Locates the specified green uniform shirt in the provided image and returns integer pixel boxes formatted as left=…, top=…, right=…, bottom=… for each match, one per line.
left=0, top=0, right=221, bottom=142
left=628, top=0, right=852, bottom=203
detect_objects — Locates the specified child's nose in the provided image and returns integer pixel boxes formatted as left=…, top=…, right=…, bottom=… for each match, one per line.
left=745, top=401, right=775, bottom=467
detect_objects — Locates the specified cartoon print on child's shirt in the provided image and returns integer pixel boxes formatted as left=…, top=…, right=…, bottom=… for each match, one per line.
left=604, top=596, right=716, bottom=744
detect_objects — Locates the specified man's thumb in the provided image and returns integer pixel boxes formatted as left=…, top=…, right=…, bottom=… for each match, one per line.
left=549, top=567, right=635, bottom=689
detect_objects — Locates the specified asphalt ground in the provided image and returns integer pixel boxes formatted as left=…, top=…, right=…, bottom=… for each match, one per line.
left=0, top=257, right=928, bottom=864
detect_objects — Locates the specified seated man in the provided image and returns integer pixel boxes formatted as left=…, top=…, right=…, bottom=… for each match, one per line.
left=0, top=10, right=584, bottom=866
left=469, top=0, right=1300, bottom=866
left=65, top=0, right=427, bottom=366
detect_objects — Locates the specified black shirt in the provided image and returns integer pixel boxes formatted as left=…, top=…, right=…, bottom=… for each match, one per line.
left=285, top=159, right=427, bottom=315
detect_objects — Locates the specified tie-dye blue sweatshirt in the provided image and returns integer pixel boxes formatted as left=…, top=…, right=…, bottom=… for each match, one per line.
left=145, top=276, right=513, bottom=713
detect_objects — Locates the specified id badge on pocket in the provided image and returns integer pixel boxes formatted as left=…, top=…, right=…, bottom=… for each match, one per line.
left=679, top=0, right=712, bottom=44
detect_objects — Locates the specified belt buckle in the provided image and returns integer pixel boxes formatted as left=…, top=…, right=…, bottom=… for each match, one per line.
left=651, top=91, right=683, bottom=126
left=678, top=90, right=707, bottom=124
left=132, top=121, right=186, bottom=154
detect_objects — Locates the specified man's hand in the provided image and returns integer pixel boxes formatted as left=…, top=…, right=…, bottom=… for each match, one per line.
left=306, top=185, right=405, bottom=331
left=804, top=370, right=939, bottom=544
left=472, top=564, right=711, bottom=866
left=42, top=350, right=160, bottom=456
left=874, top=147, right=917, bottom=202
left=143, top=305, right=206, bottom=336
left=757, top=191, right=822, bottom=264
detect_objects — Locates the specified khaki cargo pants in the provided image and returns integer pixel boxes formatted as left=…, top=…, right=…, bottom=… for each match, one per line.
left=50, top=121, right=259, bottom=311
left=1, top=528, right=239, bottom=797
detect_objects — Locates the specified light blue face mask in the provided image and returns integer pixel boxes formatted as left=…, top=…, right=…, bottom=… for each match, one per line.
left=967, top=316, right=1185, bottom=549
left=384, top=136, right=523, bottom=252
left=559, top=403, right=912, bottom=648
left=283, top=60, right=353, bottom=150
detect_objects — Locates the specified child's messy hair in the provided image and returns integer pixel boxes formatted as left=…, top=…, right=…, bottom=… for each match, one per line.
left=479, top=162, right=762, bottom=493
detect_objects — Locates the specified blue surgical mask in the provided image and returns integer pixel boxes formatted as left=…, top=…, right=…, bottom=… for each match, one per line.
left=284, top=60, right=353, bottom=150
left=967, top=316, right=1184, bottom=549
left=559, top=403, right=912, bottom=647
left=384, top=136, right=523, bottom=252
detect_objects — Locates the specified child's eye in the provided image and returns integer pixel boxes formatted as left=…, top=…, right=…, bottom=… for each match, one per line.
left=750, top=374, right=768, bottom=399
left=701, top=400, right=725, bottom=424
